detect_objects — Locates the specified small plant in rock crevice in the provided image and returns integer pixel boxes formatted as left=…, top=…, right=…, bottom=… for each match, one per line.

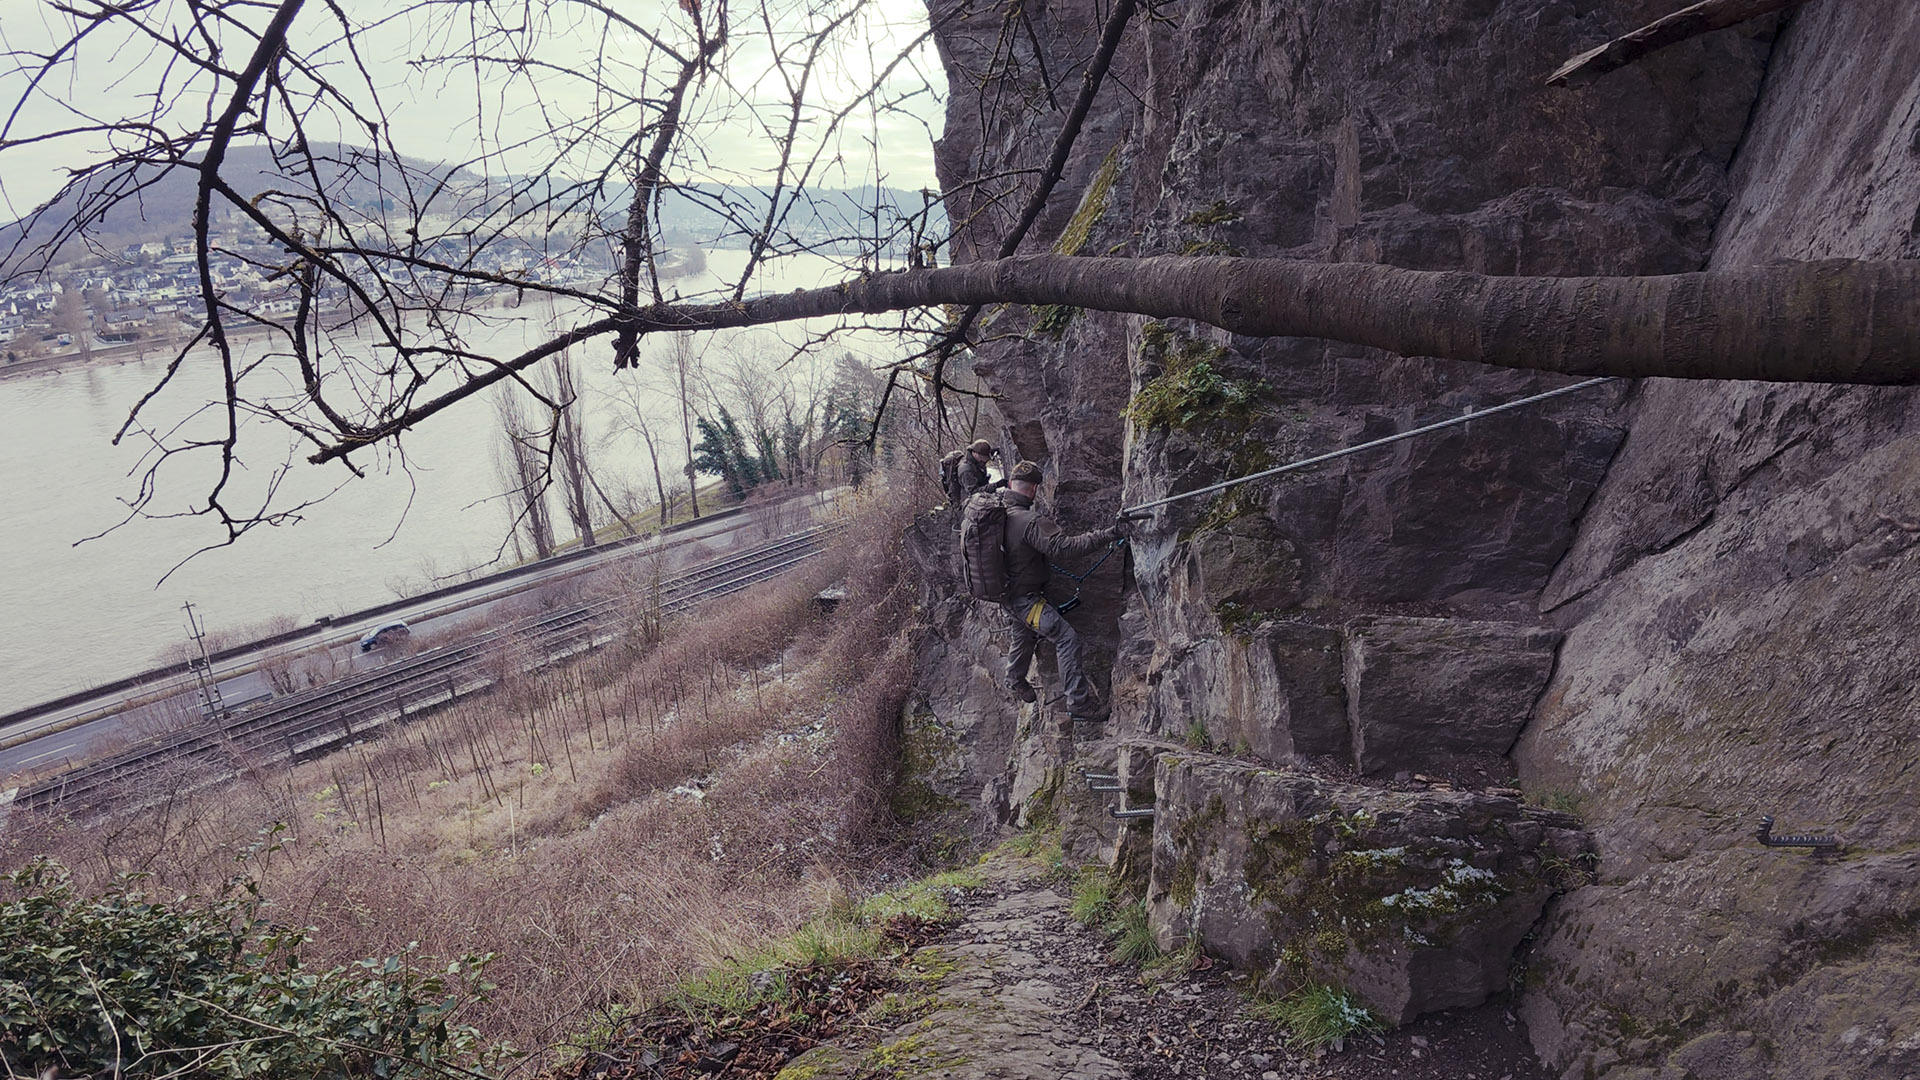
left=1107, top=899, right=1162, bottom=966
left=1070, top=867, right=1120, bottom=926
left=1247, top=982, right=1382, bottom=1053
left=1125, top=324, right=1264, bottom=435
left=1182, top=719, right=1214, bottom=750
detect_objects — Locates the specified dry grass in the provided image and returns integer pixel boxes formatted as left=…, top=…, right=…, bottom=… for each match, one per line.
left=1, top=472, right=929, bottom=1065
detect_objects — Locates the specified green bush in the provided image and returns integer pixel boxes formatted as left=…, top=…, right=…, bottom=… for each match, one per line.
left=0, top=859, right=492, bottom=1079
left=1125, top=324, right=1264, bottom=434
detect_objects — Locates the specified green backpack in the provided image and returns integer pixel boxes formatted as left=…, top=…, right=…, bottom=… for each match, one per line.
left=958, top=490, right=1010, bottom=602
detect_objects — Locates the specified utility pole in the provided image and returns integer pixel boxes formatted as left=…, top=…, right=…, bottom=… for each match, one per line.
left=183, top=601, right=227, bottom=723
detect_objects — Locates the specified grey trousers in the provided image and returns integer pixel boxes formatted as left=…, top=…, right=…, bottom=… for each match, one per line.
left=1004, top=594, right=1091, bottom=711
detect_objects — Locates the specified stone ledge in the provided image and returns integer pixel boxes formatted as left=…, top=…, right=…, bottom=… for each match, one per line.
left=1146, top=757, right=1590, bottom=1026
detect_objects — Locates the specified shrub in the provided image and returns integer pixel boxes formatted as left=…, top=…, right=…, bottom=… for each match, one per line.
left=0, top=859, right=491, bottom=1079
left=1125, top=324, right=1263, bottom=433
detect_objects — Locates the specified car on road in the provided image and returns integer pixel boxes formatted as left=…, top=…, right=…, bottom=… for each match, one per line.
left=357, top=621, right=411, bottom=652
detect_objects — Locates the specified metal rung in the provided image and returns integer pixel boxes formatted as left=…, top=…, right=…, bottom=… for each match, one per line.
left=1088, top=783, right=1121, bottom=793
left=1756, top=815, right=1841, bottom=851
left=1110, top=806, right=1155, bottom=820
left=1082, top=772, right=1118, bottom=782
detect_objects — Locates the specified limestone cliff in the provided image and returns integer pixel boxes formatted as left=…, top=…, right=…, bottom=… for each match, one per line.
left=909, top=0, right=1920, bottom=1076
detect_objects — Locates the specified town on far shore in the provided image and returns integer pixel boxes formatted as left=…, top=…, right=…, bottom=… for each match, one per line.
left=1, top=220, right=622, bottom=374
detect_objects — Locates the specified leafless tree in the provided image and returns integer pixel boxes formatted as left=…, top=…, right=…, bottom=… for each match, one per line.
left=543, top=350, right=597, bottom=549
left=494, top=387, right=556, bottom=562
left=664, top=332, right=707, bottom=522
left=0, top=0, right=1915, bottom=553
left=601, top=368, right=682, bottom=531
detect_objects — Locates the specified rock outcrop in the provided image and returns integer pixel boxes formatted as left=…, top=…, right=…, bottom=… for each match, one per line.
left=1511, top=5, right=1920, bottom=1078
left=1145, top=757, right=1590, bottom=1026
left=908, top=0, right=1920, bottom=1074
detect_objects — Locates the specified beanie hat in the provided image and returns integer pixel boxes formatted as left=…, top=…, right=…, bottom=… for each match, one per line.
left=1010, top=460, right=1043, bottom=484
left=968, top=439, right=995, bottom=455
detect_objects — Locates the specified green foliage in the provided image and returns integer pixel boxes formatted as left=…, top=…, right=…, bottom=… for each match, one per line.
left=0, top=859, right=491, bottom=1080
left=1527, top=789, right=1585, bottom=815
left=1031, top=303, right=1078, bottom=337
left=1002, top=823, right=1063, bottom=869
left=692, top=407, right=778, bottom=498
left=1106, top=901, right=1161, bottom=965
left=659, top=869, right=980, bottom=1029
left=1182, top=720, right=1213, bottom=751
left=1143, top=937, right=1202, bottom=983
left=1069, top=868, right=1119, bottom=927
left=1213, top=600, right=1271, bottom=637
left=1126, top=324, right=1264, bottom=434
left=1247, top=983, right=1381, bottom=1052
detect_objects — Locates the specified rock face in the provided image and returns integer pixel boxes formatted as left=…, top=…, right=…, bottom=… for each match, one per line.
left=1509, top=6, right=1920, bottom=1079
left=911, top=0, right=1920, bottom=1072
left=1345, top=617, right=1561, bottom=777
left=1145, top=757, right=1590, bottom=1026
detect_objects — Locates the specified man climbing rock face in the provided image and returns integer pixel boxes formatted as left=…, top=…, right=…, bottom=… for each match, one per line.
left=958, top=439, right=1003, bottom=500
left=997, top=460, right=1128, bottom=721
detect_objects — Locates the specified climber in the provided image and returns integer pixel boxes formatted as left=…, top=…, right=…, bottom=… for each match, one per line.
left=988, top=460, right=1129, bottom=721
left=942, top=439, right=1005, bottom=505
left=958, top=440, right=1004, bottom=500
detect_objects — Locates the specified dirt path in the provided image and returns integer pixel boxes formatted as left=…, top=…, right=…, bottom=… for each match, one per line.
left=780, top=853, right=1549, bottom=1080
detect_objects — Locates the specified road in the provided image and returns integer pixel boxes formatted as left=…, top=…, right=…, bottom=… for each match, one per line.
left=0, top=489, right=847, bottom=783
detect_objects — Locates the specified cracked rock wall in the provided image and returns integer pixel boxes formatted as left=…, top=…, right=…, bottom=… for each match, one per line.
left=1513, top=5, right=1920, bottom=1078
left=911, top=0, right=1920, bottom=1074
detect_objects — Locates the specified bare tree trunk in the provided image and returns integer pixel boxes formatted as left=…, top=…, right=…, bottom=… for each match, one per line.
left=639, top=255, right=1920, bottom=386
left=495, top=390, right=555, bottom=561
left=636, top=423, right=672, bottom=530
left=310, top=255, right=1920, bottom=466
left=549, top=352, right=596, bottom=549
left=671, top=333, right=702, bottom=520
left=586, top=469, right=638, bottom=539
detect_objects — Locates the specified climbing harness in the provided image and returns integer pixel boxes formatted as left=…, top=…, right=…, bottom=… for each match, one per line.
left=1755, top=815, right=1842, bottom=853
left=1120, top=377, right=1619, bottom=520
left=1049, top=537, right=1129, bottom=614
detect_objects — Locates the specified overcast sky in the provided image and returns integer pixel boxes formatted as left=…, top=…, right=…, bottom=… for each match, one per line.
left=0, top=0, right=947, bottom=221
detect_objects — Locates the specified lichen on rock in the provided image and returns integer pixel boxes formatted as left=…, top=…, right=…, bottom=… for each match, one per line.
left=1147, top=757, right=1590, bottom=1026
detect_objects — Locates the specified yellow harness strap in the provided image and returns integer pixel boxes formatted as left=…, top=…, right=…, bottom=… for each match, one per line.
left=1023, top=600, right=1048, bottom=630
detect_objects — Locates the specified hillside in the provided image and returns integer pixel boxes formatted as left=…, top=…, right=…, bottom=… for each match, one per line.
left=0, top=142, right=938, bottom=274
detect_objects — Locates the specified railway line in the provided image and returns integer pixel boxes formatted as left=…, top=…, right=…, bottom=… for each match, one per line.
left=11, top=527, right=837, bottom=816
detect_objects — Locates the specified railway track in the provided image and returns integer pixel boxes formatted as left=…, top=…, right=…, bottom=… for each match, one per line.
left=13, top=527, right=839, bottom=815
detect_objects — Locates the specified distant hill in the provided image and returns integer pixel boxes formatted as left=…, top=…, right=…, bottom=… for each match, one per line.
left=0, top=143, right=478, bottom=272
left=2, top=142, right=944, bottom=276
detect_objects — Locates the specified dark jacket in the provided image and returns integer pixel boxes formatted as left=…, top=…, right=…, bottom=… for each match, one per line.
left=1001, top=490, right=1116, bottom=597
left=957, top=455, right=1002, bottom=499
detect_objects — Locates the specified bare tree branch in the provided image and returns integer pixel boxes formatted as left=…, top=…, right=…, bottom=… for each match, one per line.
left=1547, top=0, right=1810, bottom=87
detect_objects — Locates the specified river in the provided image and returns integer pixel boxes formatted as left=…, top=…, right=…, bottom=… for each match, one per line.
left=0, top=250, right=884, bottom=713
